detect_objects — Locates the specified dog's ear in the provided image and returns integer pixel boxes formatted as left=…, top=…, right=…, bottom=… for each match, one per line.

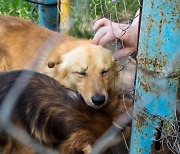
left=47, top=61, right=60, bottom=68
left=47, top=53, right=61, bottom=68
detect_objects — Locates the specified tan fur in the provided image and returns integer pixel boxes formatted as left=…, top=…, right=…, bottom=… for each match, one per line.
left=0, top=15, right=120, bottom=108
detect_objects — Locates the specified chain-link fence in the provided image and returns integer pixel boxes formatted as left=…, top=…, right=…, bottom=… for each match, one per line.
left=0, top=0, right=179, bottom=153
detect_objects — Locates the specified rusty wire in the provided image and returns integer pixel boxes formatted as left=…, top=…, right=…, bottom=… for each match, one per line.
left=0, top=0, right=179, bottom=154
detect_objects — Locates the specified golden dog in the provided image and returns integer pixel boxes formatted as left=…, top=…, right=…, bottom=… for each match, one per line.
left=0, top=15, right=120, bottom=109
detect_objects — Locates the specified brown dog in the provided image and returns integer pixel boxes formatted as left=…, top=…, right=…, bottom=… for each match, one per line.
left=0, top=70, right=131, bottom=154
left=0, top=15, right=120, bottom=109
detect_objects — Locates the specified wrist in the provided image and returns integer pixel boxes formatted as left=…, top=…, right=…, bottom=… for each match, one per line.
left=131, top=9, right=140, bottom=27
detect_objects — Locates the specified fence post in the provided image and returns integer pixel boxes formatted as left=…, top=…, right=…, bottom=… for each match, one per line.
left=130, top=0, right=180, bottom=153
left=59, top=0, right=70, bottom=34
left=38, top=0, right=59, bottom=31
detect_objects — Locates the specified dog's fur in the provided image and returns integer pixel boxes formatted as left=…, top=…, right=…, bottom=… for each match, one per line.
left=0, top=70, right=131, bottom=154
left=0, top=15, right=120, bottom=109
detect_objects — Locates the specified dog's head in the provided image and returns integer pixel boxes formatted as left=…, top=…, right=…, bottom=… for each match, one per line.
left=44, top=44, right=120, bottom=109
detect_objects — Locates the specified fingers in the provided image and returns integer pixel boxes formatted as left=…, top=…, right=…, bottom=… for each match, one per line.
left=92, top=26, right=115, bottom=45
left=130, top=57, right=137, bottom=64
left=92, top=18, right=138, bottom=59
left=113, top=49, right=127, bottom=59
left=92, top=18, right=111, bottom=45
left=113, top=48, right=135, bottom=59
left=93, top=29, right=115, bottom=46
left=92, top=20, right=127, bottom=46
left=98, top=33, right=115, bottom=46
left=92, top=18, right=110, bottom=31
left=92, top=26, right=107, bottom=45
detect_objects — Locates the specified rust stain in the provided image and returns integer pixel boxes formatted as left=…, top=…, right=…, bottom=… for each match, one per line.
left=138, top=53, right=168, bottom=74
left=136, top=148, right=142, bottom=153
left=159, top=19, right=163, bottom=34
left=138, top=77, right=151, bottom=93
left=161, top=12, right=164, bottom=16
left=176, top=18, right=180, bottom=29
left=151, top=1, right=154, bottom=9
left=161, top=119, right=173, bottom=133
left=134, top=112, right=148, bottom=134
left=147, top=15, right=154, bottom=37
left=42, top=8, right=46, bottom=12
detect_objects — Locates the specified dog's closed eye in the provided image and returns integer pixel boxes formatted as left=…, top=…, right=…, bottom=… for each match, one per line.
left=76, top=71, right=87, bottom=77
left=101, top=69, right=109, bottom=76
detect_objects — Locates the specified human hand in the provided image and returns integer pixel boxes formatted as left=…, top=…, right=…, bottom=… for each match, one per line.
left=92, top=18, right=129, bottom=46
left=92, top=11, right=139, bottom=59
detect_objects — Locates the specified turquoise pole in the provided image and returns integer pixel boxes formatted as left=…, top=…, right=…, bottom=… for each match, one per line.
left=130, top=0, right=180, bottom=153
left=38, top=0, right=59, bottom=31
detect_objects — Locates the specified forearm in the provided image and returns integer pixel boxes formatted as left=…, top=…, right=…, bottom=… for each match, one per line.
left=131, top=9, right=140, bottom=27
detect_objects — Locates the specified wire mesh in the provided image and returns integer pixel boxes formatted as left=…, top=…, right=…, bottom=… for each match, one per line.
left=0, top=0, right=179, bottom=154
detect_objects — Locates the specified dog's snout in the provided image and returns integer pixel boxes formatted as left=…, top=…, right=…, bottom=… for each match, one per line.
left=91, top=94, right=105, bottom=106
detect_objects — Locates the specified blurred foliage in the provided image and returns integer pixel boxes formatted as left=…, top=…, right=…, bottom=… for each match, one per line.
left=0, top=0, right=38, bottom=22
left=0, top=0, right=32, bottom=19
left=70, top=0, right=139, bottom=38
left=0, top=0, right=139, bottom=38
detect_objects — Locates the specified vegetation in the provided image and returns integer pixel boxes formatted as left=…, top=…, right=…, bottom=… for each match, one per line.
left=0, top=0, right=31, bottom=19
left=70, top=0, right=139, bottom=38
left=0, top=0, right=139, bottom=38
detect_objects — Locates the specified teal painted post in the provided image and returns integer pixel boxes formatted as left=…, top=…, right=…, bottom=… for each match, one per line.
left=38, top=0, right=59, bottom=31
left=130, top=0, right=180, bottom=153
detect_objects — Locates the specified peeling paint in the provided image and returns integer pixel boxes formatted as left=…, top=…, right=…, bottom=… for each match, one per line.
left=130, top=0, right=179, bottom=153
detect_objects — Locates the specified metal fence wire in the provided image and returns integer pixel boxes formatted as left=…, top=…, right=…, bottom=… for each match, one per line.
left=0, top=0, right=179, bottom=154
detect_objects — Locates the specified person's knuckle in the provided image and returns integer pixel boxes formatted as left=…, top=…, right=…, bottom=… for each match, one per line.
left=102, top=17, right=107, bottom=21
left=103, top=18, right=110, bottom=24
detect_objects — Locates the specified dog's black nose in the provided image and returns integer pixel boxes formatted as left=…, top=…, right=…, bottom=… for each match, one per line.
left=91, top=95, right=105, bottom=106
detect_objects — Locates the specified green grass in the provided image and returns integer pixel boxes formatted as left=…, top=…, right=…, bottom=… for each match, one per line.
left=0, top=0, right=32, bottom=19
left=0, top=0, right=139, bottom=38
